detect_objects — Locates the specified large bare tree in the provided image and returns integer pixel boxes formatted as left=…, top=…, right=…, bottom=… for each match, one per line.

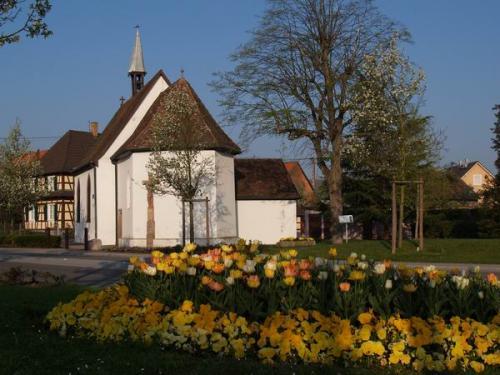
left=212, top=0, right=405, bottom=242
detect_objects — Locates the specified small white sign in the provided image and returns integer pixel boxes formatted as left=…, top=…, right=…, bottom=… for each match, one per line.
left=339, top=215, right=353, bottom=224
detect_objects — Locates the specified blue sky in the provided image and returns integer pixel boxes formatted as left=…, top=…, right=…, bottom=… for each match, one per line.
left=0, top=0, right=498, bottom=172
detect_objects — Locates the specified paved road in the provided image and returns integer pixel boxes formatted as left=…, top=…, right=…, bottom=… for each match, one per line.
left=0, top=247, right=499, bottom=287
left=0, top=248, right=142, bottom=287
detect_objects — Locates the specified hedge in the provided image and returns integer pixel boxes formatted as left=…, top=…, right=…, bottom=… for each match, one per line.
left=0, top=233, right=61, bottom=248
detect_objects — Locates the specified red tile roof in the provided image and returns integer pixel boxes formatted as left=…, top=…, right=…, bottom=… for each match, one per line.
left=284, top=161, right=319, bottom=209
left=234, top=159, right=299, bottom=200
left=40, top=130, right=98, bottom=175
left=111, top=77, right=241, bottom=161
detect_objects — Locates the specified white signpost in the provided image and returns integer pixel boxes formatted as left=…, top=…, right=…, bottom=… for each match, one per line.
left=338, top=215, right=354, bottom=243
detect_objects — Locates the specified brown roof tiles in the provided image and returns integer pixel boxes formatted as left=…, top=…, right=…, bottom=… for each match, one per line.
left=40, top=130, right=98, bottom=175
left=111, top=77, right=241, bottom=161
left=234, top=159, right=299, bottom=200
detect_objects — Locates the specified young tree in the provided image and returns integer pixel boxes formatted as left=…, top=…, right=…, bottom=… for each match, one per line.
left=482, top=105, right=500, bottom=210
left=212, top=0, right=405, bottom=243
left=348, top=37, right=442, bottom=246
left=0, top=0, right=52, bottom=47
left=147, top=85, right=213, bottom=244
left=0, top=121, right=44, bottom=230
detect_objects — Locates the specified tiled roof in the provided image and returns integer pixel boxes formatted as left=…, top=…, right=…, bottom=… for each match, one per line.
left=234, top=158, right=299, bottom=200
left=111, top=77, right=241, bottom=161
left=284, top=161, right=320, bottom=209
left=74, top=70, right=171, bottom=172
left=40, top=130, right=98, bottom=175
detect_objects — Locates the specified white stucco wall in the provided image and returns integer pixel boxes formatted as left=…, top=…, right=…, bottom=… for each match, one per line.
left=237, top=200, right=297, bottom=244
left=116, top=150, right=237, bottom=248
left=75, top=76, right=170, bottom=247
left=73, top=169, right=95, bottom=243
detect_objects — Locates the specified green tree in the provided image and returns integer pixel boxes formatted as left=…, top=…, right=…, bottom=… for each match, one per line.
left=0, top=0, right=52, bottom=46
left=348, top=37, right=442, bottom=246
left=0, top=121, right=44, bottom=230
left=147, top=84, right=213, bottom=244
left=212, top=0, right=404, bottom=243
left=480, top=105, right=500, bottom=237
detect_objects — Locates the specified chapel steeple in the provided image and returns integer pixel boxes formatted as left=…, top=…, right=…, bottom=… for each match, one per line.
left=128, top=26, right=146, bottom=96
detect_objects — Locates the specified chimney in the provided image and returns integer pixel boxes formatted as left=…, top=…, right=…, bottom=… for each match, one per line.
left=89, top=121, right=99, bottom=137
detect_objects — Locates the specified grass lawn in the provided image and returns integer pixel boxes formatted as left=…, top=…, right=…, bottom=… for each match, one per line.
left=1, top=284, right=495, bottom=375
left=263, top=239, right=500, bottom=264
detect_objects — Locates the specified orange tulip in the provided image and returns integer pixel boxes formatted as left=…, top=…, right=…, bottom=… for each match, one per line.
left=299, top=270, right=312, bottom=281
left=339, top=282, right=351, bottom=292
left=212, top=263, right=225, bottom=274
left=208, top=280, right=224, bottom=292
left=487, top=273, right=498, bottom=285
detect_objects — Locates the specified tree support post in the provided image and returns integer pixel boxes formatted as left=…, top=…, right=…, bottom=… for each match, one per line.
left=419, top=178, right=424, bottom=251
left=391, top=181, right=397, bottom=254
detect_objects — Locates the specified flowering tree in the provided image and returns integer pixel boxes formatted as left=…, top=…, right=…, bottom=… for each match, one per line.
left=480, top=105, right=500, bottom=236
left=147, top=87, right=213, bottom=243
left=348, top=37, right=441, bottom=243
left=212, top=0, right=405, bottom=243
left=0, top=0, right=52, bottom=47
left=0, top=121, right=44, bottom=230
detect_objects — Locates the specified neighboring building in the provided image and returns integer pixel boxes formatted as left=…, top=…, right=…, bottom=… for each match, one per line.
left=24, top=129, right=99, bottom=231
left=235, top=159, right=299, bottom=244
left=284, top=161, right=327, bottom=239
left=447, top=160, right=494, bottom=204
left=72, top=29, right=298, bottom=248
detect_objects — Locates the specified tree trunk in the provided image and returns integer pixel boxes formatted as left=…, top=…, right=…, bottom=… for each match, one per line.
left=189, top=200, right=194, bottom=243
left=328, top=141, right=343, bottom=244
left=398, top=185, right=405, bottom=248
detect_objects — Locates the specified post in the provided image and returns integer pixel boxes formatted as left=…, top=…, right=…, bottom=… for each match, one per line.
left=64, top=228, right=69, bottom=249
left=205, top=197, right=210, bottom=246
left=189, top=200, right=194, bottom=243
left=419, top=178, right=424, bottom=251
left=391, top=181, right=397, bottom=254
left=182, top=200, right=186, bottom=246
left=320, top=214, right=325, bottom=240
left=414, top=182, right=419, bottom=241
left=345, top=223, right=348, bottom=244
left=398, top=185, right=405, bottom=249
left=84, top=227, right=89, bottom=251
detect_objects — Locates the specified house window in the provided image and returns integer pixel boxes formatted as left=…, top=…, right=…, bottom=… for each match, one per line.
left=47, top=203, right=55, bottom=223
left=28, top=206, right=34, bottom=222
left=86, top=176, right=91, bottom=223
left=76, top=180, right=81, bottom=223
left=473, top=174, right=483, bottom=186
left=47, top=176, right=56, bottom=192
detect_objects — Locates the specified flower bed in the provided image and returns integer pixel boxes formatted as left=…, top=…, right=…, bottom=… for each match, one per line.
left=122, top=246, right=499, bottom=323
left=46, top=244, right=500, bottom=371
left=47, top=285, right=499, bottom=372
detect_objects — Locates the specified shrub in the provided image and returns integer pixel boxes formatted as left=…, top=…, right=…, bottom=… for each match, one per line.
left=0, top=233, right=61, bottom=248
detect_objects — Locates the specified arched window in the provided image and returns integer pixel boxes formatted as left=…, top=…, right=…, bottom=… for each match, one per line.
left=76, top=180, right=81, bottom=223
left=86, top=176, right=91, bottom=223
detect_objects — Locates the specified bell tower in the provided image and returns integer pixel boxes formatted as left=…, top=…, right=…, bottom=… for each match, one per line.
left=128, top=26, right=146, bottom=96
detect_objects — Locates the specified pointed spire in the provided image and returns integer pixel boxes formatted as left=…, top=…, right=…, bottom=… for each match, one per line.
left=129, top=26, right=145, bottom=74
left=128, top=26, right=146, bottom=96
